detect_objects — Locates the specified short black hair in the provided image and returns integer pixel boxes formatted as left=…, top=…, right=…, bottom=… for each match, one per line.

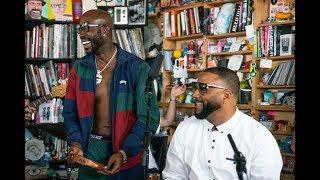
left=204, top=67, right=240, bottom=99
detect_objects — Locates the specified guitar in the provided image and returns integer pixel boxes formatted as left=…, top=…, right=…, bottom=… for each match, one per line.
left=27, top=83, right=67, bottom=109
left=25, top=83, right=67, bottom=122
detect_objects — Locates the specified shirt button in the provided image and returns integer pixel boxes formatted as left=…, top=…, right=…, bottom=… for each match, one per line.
left=208, top=128, right=210, bottom=131
left=213, top=140, right=215, bottom=142
left=211, top=146, right=214, bottom=149
left=208, top=160, right=211, bottom=163
left=221, top=131, right=223, bottom=133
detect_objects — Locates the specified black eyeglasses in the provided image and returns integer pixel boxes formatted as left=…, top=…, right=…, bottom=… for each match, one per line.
left=192, top=82, right=227, bottom=95
left=76, top=22, right=106, bottom=33
left=93, top=0, right=113, bottom=3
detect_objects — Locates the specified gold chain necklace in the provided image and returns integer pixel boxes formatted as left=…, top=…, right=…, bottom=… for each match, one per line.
left=95, top=47, right=117, bottom=84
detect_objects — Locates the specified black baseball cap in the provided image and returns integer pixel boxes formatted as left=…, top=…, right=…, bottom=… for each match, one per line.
left=25, top=0, right=46, bottom=6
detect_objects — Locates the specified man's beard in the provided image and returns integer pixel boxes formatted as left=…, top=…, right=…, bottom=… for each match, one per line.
left=195, top=100, right=221, bottom=119
left=91, top=30, right=104, bottom=53
left=29, top=9, right=41, bottom=19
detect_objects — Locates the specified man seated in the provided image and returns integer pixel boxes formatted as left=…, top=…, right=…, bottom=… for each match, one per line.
left=162, top=67, right=283, bottom=180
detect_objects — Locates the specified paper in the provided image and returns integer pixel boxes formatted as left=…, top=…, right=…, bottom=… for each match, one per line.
left=227, top=55, right=243, bottom=71
left=245, top=24, right=255, bottom=41
left=260, top=58, right=273, bottom=68
left=229, top=40, right=242, bottom=52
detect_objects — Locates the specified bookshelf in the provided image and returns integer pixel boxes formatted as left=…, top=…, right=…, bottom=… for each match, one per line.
left=252, top=0, right=295, bottom=178
left=160, top=0, right=295, bottom=179
left=24, top=19, right=76, bottom=175
left=160, top=0, right=255, bottom=146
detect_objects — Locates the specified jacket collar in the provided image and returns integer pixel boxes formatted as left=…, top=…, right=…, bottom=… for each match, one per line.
left=79, top=43, right=128, bottom=69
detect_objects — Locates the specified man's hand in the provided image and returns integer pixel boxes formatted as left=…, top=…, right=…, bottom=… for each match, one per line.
left=104, top=152, right=123, bottom=175
left=170, top=84, right=186, bottom=99
left=67, top=143, right=83, bottom=165
left=25, top=106, right=36, bottom=121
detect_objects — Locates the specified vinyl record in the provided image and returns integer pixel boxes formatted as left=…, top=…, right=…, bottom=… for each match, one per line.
left=25, top=138, right=45, bottom=161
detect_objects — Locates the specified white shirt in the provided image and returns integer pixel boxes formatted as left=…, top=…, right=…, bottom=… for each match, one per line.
left=162, top=108, right=283, bottom=180
left=149, top=125, right=161, bottom=170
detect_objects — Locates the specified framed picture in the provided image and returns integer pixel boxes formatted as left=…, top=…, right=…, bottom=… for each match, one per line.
left=127, top=0, right=147, bottom=25
left=114, top=7, right=128, bottom=25
left=280, top=34, right=295, bottom=56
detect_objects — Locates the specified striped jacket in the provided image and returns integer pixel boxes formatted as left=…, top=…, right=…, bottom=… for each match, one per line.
left=62, top=44, right=160, bottom=170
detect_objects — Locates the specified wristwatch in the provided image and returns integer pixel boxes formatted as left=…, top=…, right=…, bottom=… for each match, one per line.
left=118, top=149, right=127, bottom=164
left=169, top=96, right=176, bottom=103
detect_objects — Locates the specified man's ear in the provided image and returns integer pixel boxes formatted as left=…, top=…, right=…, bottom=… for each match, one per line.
left=223, top=90, right=232, bottom=102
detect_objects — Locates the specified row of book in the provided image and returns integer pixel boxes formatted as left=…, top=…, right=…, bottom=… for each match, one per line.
left=25, top=61, right=70, bottom=97
left=52, top=138, right=68, bottom=161
left=163, top=1, right=253, bottom=38
left=112, top=28, right=146, bottom=59
left=25, top=24, right=77, bottom=59
left=203, top=0, right=253, bottom=35
left=265, top=60, right=295, bottom=86
left=164, top=7, right=203, bottom=37
left=254, top=25, right=295, bottom=57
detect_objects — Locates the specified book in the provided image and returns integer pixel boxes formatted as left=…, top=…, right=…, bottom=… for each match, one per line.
left=47, top=0, right=73, bottom=21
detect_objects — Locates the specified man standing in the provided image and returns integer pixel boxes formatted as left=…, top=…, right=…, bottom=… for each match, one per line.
left=163, top=67, right=283, bottom=180
left=25, top=0, right=48, bottom=20
left=62, top=9, right=159, bottom=179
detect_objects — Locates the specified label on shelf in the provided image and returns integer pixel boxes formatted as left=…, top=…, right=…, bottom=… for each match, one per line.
left=260, top=58, right=273, bottom=68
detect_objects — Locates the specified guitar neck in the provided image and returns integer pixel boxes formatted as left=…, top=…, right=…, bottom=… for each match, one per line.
left=29, top=94, right=53, bottom=108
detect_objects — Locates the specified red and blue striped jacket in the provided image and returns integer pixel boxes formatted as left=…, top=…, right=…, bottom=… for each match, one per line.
left=62, top=44, right=160, bottom=170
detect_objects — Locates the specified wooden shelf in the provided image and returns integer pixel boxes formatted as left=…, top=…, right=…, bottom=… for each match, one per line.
left=165, top=33, right=203, bottom=41
left=256, top=85, right=295, bottom=89
left=162, top=2, right=204, bottom=12
left=206, top=0, right=241, bottom=6
left=237, top=104, right=251, bottom=109
left=271, top=131, right=293, bottom=136
left=25, top=122, right=64, bottom=128
left=159, top=103, right=195, bottom=108
left=280, top=173, right=295, bottom=179
left=259, top=20, right=295, bottom=27
left=25, top=58, right=74, bottom=63
left=26, top=122, right=66, bottom=140
left=205, top=31, right=246, bottom=39
left=255, top=105, right=295, bottom=112
left=25, top=19, right=74, bottom=25
left=162, top=0, right=241, bottom=12
left=256, top=55, right=295, bottom=61
left=207, top=50, right=252, bottom=56
left=148, top=13, right=158, bottom=18
left=281, top=152, right=295, bottom=157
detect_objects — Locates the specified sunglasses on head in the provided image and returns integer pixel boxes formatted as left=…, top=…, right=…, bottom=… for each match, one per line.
left=76, top=22, right=107, bottom=33
left=192, top=82, right=227, bottom=95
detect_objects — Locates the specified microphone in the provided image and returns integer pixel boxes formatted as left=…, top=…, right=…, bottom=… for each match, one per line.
left=227, top=134, right=238, bottom=154
left=227, top=134, right=247, bottom=180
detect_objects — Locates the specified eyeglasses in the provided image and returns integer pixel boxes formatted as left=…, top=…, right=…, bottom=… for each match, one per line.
left=192, top=82, right=227, bottom=95
left=50, top=4, right=66, bottom=8
left=76, top=22, right=106, bottom=33
left=27, top=2, right=43, bottom=6
left=93, top=0, right=113, bottom=3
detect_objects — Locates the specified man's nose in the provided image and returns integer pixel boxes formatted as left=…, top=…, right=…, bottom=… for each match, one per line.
left=193, top=89, right=200, bottom=99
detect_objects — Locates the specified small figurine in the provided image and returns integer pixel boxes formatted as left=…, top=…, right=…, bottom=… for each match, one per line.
left=275, top=0, right=294, bottom=21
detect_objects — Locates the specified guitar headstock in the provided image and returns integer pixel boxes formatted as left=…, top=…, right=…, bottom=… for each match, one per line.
left=51, top=83, right=67, bottom=98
